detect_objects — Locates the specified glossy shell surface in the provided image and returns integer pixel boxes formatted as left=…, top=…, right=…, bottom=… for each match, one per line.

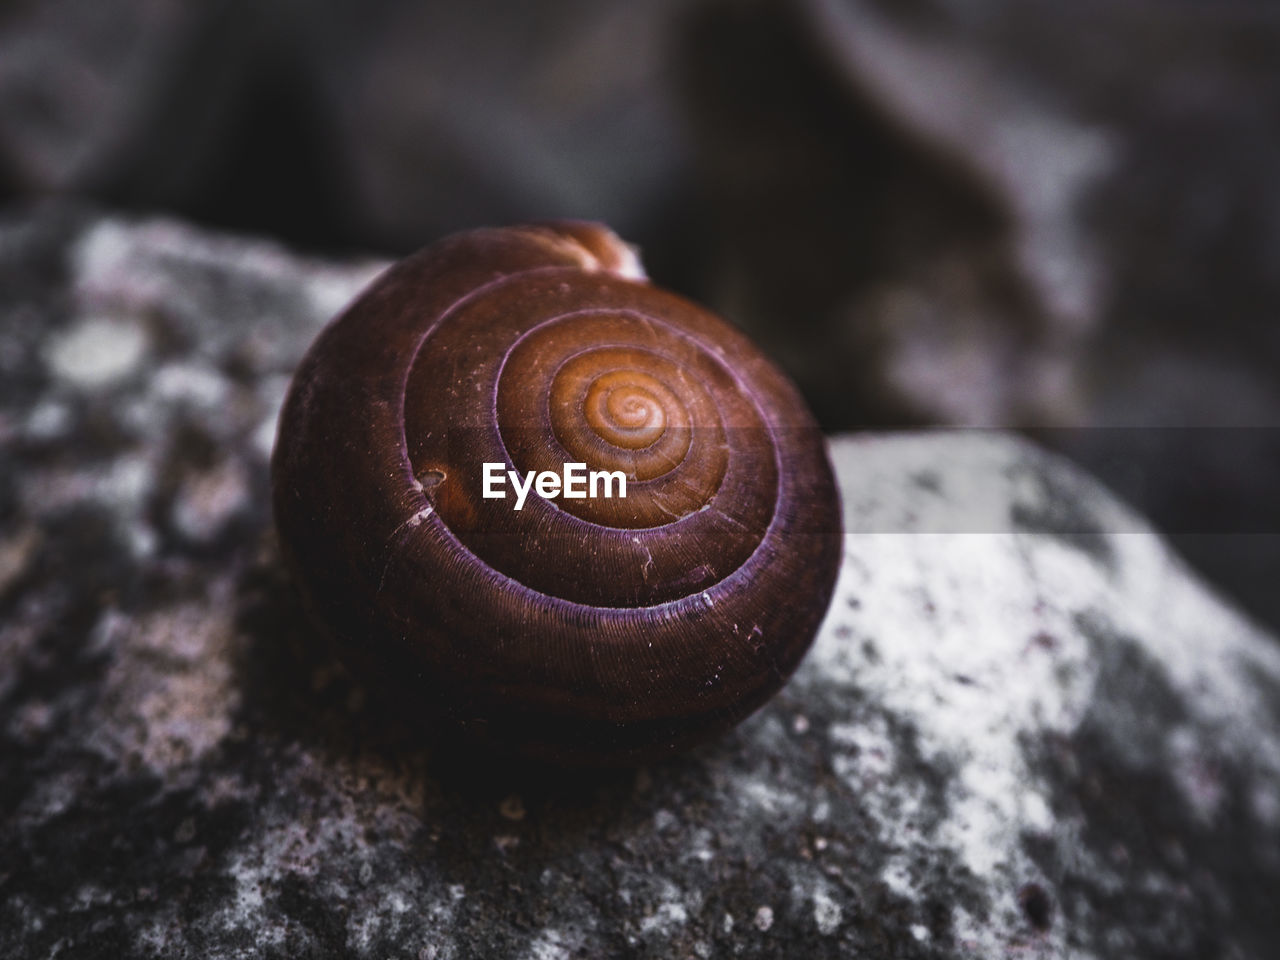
left=271, top=223, right=842, bottom=764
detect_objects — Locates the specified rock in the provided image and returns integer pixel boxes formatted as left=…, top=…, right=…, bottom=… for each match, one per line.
left=6, top=3, right=1277, bottom=636
left=2, top=210, right=1279, bottom=958
left=677, top=0, right=1280, bottom=628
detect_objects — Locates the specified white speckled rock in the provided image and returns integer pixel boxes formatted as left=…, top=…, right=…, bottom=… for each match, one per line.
left=1, top=209, right=1278, bottom=959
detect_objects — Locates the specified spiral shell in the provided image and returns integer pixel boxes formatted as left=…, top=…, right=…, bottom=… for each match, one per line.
left=272, top=222, right=841, bottom=765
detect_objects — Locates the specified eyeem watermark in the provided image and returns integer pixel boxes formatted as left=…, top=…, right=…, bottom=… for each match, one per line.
left=483, top=462, right=627, bottom=511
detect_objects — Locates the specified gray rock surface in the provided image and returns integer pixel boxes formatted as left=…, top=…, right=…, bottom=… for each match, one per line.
left=3, top=209, right=1280, bottom=958
left=678, top=0, right=1280, bottom=630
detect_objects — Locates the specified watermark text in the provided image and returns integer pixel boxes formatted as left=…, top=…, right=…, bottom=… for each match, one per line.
left=483, top=462, right=627, bottom=510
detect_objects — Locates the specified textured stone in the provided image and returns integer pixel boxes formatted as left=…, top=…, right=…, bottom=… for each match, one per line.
left=2, top=210, right=1279, bottom=958
left=677, top=0, right=1280, bottom=628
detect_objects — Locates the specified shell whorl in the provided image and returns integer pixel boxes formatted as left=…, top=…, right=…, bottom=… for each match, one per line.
left=271, top=222, right=842, bottom=765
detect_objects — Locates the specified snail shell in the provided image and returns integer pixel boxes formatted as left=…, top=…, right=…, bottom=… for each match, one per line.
left=271, top=222, right=841, bottom=765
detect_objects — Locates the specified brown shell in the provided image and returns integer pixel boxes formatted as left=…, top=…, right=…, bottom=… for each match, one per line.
left=271, top=222, right=842, bottom=765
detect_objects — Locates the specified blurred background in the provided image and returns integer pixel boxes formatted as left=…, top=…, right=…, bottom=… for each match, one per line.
left=2, top=0, right=1278, bottom=625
